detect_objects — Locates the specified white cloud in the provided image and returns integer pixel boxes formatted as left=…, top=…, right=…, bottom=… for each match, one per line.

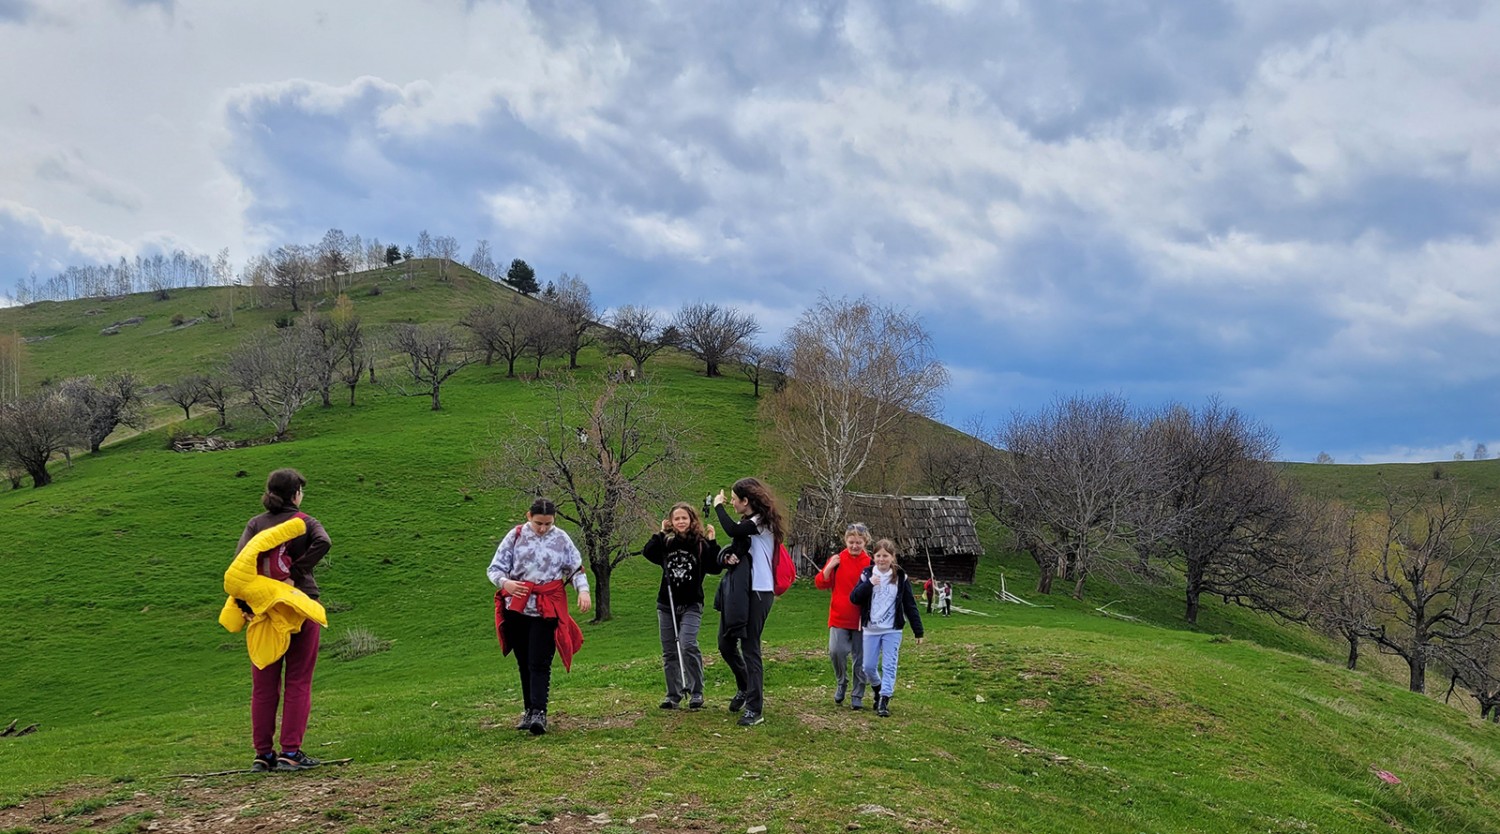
left=1, top=0, right=1498, bottom=462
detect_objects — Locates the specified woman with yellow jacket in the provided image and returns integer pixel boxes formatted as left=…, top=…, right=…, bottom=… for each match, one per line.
left=233, top=468, right=331, bottom=772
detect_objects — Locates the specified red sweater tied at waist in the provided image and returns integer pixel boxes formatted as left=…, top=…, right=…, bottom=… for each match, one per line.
left=493, top=579, right=585, bottom=671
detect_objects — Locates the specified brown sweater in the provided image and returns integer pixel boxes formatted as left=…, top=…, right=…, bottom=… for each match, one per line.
left=236, top=509, right=331, bottom=599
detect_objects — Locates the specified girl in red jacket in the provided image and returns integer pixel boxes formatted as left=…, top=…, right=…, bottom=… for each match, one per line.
left=813, top=522, right=873, bottom=709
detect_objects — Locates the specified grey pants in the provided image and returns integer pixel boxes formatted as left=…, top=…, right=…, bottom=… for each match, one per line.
left=829, top=626, right=868, bottom=704
left=658, top=602, right=704, bottom=702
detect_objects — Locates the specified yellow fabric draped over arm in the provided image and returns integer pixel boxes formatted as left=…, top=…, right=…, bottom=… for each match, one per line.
left=218, top=515, right=328, bottom=670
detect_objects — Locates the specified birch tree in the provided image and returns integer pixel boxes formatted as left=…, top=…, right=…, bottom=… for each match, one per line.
left=772, top=294, right=948, bottom=546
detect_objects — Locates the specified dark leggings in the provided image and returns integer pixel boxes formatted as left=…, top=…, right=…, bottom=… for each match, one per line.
left=502, top=613, right=558, bottom=711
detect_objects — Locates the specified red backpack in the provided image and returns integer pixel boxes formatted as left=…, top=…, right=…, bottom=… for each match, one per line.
left=773, top=542, right=795, bottom=596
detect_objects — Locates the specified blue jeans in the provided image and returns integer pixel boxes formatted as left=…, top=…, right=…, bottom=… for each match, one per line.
left=861, top=629, right=904, bottom=697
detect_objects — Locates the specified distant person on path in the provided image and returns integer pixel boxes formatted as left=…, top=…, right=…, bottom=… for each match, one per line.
left=488, top=498, right=592, bottom=736
left=940, top=582, right=953, bottom=617
left=236, top=468, right=331, bottom=772
left=923, top=576, right=935, bottom=613
left=850, top=539, right=924, bottom=718
left=713, top=477, right=787, bottom=727
left=643, top=502, right=721, bottom=710
left=814, top=522, right=873, bottom=710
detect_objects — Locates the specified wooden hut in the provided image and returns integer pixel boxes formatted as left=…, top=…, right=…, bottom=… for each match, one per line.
left=789, top=490, right=982, bottom=584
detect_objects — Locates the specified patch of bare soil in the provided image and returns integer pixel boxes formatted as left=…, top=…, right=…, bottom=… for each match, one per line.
left=0, top=771, right=719, bottom=833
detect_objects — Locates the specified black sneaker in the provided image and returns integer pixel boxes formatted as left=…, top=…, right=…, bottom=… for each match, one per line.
left=529, top=710, right=548, bottom=736
left=851, top=698, right=864, bottom=711
left=659, top=698, right=680, bottom=710
left=728, top=691, right=747, bottom=712
left=251, top=753, right=277, bottom=772
left=275, top=750, right=323, bottom=771
left=736, top=709, right=763, bottom=727
left=515, top=709, right=535, bottom=731
left=687, top=696, right=704, bottom=710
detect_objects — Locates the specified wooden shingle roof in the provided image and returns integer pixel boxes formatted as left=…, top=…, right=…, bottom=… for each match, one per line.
left=791, top=489, right=983, bottom=558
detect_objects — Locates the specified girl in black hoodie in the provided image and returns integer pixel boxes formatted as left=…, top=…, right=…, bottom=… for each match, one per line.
left=642, top=502, right=721, bottom=709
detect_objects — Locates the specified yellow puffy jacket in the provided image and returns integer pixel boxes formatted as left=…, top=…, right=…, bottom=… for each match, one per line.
left=217, top=515, right=328, bottom=669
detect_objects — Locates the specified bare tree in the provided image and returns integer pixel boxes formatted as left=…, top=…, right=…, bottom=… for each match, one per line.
left=432, top=235, right=461, bottom=280
left=416, top=229, right=434, bottom=259
left=1316, top=451, right=1334, bottom=464
left=551, top=274, right=597, bottom=369
left=468, top=239, right=497, bottom=281
left=270, top=245, right=315, bottom=312
left=392, top=324, right=474, bottom=411
left=523, top=306, right=569, bottom=378
left=227, top=329, right=320, bottom=440
left=672, top=301, right=760, bottom=377
left=1476, top=443, right=1490, bottom=461
left=301, top=313, right=341, bottom=408
left=0, top=392, right=75, bottom=487
left=58, top=373, right=146, bottom=453
left=0, top=330, right=25, bottom=404
left=601, top=305, right=673, bottom=373
left=1367, top=482, right=1500, bottom=693
left=736, top=343, right=786, bottom=398
left=992, top=393, right=1157, bottom=598
left=1138, top=400, right=1302, bottom=623
left=479, top=375, right=696, bottom=622
left=1442, top=626, right=1500, bottom=720
left=317, top=229, right=351, bottom=293
left=1302, top=503, right=1381, bottom=669
left=772, top=295, right=948, bottom=544
left=461, top=301, right=531, bottom=377
left=330, top=294, right=367, bottom=406
left=198, top=371, right=235, bottom=430
left=164, top=374, right=208, bottom=421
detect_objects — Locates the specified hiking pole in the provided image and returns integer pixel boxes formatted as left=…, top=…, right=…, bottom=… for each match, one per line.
left=664, top=579, right=689, bottom=694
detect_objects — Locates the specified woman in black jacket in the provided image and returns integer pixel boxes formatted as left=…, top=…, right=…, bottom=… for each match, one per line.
left=642, top=502, right=721, bottom=710
left=712, top=477, right=786, bottom=727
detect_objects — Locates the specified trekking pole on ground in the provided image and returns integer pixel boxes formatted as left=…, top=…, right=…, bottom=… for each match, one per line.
left=665, top=580, right=689, bottom=693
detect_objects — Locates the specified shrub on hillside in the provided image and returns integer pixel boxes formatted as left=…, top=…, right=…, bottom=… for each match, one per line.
left=323, top=626, right=391, bottom=662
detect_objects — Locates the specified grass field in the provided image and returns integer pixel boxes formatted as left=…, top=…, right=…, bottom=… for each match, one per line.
left=2, top=278, right=1499, bottom=833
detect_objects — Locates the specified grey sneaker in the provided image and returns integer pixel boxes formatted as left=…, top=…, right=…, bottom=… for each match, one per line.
left=529, top=710, right=548, bottom=736
left=728, top=691, right=747, bottom=712
left=251, top=753, right=277, bottom=772
left=275, top=750, right=322, bottom=771
left=736, top=709, right=763, bottom=727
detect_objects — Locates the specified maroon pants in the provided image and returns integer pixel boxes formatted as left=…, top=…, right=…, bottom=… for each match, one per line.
left=251, top=621, right=320, bottom=754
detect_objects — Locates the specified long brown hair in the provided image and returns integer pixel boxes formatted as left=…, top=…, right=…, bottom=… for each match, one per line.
left=666, top=501, right=708, bottom=541
left=732, top=477, right=785, bottom=546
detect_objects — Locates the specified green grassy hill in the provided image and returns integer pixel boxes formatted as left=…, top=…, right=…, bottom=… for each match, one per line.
left=2, top=282, right=1499, bottom=833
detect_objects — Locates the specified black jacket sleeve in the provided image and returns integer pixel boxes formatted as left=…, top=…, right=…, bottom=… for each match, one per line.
left=643, top=532, right=668, bottom=565
left=700, top=537, right=725, bottom=576
left=714, top=504, right=761, bottom=538
left=849, top=568, right=874, bottom=606
left=900, top=577, right=925, bottom=638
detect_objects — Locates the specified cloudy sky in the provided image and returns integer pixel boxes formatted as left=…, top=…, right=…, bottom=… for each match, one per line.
left=2, top=0, right=1497, bottom=463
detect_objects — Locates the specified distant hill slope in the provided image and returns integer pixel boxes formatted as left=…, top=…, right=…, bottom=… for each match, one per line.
left=1285, top=458, right=1500, bottom=512
left=0, top=260, right=517, bottom=387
